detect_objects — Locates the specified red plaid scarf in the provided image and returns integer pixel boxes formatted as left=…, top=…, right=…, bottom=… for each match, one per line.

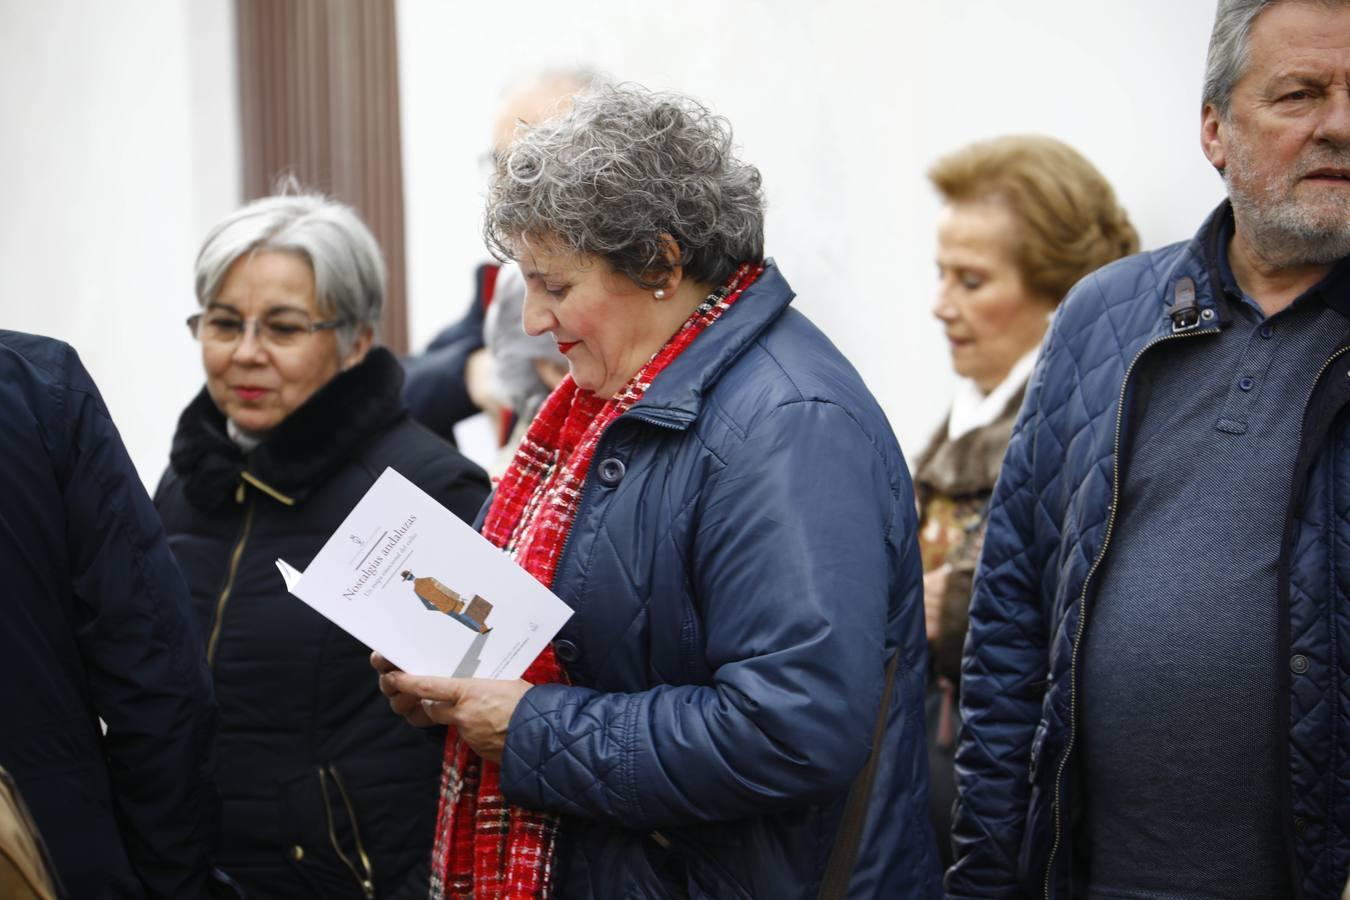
left=428, top=262, right=762, bottom=899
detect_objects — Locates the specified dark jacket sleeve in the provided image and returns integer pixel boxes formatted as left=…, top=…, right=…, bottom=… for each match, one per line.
left=425, top=283, right=488, bottom=353
left=399, top=420, right=492, bottom=526
left=58, top=351, right=221, bottom=898
left=402, top=293, right=488, bottom=442
left=500, top=400, right=907, bottom=827
left=386, top=856, right=433, bottom=900
left=945, top=331, right=1056, bottom=899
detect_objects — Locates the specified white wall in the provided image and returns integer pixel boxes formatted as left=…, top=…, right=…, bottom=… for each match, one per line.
left=0, top=1, right=1225, bottom=483
left=398, top=0, right=1226, bottom=458
left=0, top=0, right=240, bottom=485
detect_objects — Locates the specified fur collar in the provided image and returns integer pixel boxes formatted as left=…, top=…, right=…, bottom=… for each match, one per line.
left=914, top=383, right=1026, bottom=500
left=170, top=348, right=406, bottom=511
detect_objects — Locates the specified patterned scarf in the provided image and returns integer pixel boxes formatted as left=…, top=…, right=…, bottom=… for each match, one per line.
left=428, top=262, right=763, bottom=899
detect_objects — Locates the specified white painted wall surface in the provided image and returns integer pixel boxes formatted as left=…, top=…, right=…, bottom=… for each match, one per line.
left=0, top=1, right=1225, bottom=484
left=398, top=0, right=1225, bottom=460
left=0, top=0, right=240, bottom=485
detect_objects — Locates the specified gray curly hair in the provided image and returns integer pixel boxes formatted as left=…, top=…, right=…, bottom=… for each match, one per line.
left=484, top=85, right=765, bottom=289
left=1203, top=0, right=1348, bottom=119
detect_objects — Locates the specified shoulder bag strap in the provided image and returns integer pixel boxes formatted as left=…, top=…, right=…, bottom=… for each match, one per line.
left=817, top=650, right=901, bottom=900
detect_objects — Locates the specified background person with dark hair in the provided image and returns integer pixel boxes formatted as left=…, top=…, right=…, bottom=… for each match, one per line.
left=0, top=330, right=223, bottom=898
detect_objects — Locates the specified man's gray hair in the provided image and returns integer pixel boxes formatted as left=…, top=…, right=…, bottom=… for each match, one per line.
left=194, top=191, right=386, bottom=346
left=484, top=85, right=765, bottom=288
left=1204, top=0, right=1348, bottom=118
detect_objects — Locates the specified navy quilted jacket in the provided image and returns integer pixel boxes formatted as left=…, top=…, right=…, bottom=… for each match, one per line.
left=947, top=204, right=1350, bottom=900
left=498, top=262, right=942, bottom=898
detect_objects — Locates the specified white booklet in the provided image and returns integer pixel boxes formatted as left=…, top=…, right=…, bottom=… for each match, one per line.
left=276, top=467, right=572, bottom=680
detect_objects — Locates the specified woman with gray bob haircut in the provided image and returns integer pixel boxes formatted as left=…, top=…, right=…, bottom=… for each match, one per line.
left=156, top=191, right=490, bottom=898
left=194, top=193, right=385, bottom=357
left=378, top=86, right=941, bottom=898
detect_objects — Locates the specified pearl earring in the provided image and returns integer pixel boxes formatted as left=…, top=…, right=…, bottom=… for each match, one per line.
left=654, top=289, right=667, bottom=300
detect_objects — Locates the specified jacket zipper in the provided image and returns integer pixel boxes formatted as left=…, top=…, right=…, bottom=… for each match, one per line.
left=1294, top=347, right=1350, bottom=447
left=319, top=765, right=375, bottom=898
left=1272, top=343, right=1350, bottom=900
left=240, top=470, right=296, bottom=506
left=1042, top=323, right=1216, bottom=899
left=206, top=494, right=256, bottom=666
left=625, top=410, right=688, bottom=432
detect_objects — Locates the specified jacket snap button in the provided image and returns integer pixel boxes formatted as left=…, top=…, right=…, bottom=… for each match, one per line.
left=1238, top=376, right=1255, bottom=392
left=1290, top=654, right=1310, bottom=674
left=554, top=639, right=579, bottom=662
left=598, top=458, right=626, bottom=486
left=1293, top=816, right=1308, bottom=834
left=291, top=845, right=305, bottom=861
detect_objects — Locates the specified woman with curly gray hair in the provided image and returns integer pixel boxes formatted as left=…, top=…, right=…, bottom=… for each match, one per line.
left=377, top=86, right=940, bottom=898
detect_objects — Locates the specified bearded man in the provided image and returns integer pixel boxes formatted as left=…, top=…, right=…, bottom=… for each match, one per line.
left=946, top=1, right=1350, bottom=898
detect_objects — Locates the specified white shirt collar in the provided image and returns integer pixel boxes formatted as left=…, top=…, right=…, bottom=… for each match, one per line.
left=946, top=348, right=1039, bottom=441
left=226, top=417, right=267, bottom=453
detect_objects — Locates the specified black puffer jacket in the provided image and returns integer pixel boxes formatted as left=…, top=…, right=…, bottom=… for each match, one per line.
left=0, top=331, right=221, bottom=899
left=155, top=349, right=490, bottom=900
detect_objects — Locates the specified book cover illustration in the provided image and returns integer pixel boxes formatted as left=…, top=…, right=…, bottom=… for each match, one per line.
left=275, top=467, right=572, bottom=680
left=402, top=570, right=492, bottom=634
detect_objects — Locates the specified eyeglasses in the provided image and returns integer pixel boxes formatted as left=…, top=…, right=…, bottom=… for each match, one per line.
left=186, top=311, right=350, bottom=349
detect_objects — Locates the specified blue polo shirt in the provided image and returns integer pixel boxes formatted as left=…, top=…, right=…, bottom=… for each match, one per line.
left=1075, top=216, right=1350, bottom=899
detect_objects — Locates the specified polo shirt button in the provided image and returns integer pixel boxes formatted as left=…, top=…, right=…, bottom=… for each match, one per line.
left=1259, top=324, right=1273, bottom=339
left=1290, top=654, right=1310, bottom=674
left=1239, top=377, right=1255, bottom=392
left=597, top=458, right=626, bottom=486
left=554, top=639, right=579, bottom=662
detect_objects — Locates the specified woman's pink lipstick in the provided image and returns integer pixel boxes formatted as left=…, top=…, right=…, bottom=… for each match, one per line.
left=233, top=386, right=268, bottom=401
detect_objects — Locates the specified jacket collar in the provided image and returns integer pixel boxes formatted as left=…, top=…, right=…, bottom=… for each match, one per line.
left=1131, top=201, right=1233, bottom=342
left=1201, top=200, right=1233, bottom=320
left=1188, top=200, right=1350, bottom=324
left=170, top=347, right=407, bottom=511
left=626, top=259, right=794, bottom=429
left=915, top=381, right=1027, bottom=499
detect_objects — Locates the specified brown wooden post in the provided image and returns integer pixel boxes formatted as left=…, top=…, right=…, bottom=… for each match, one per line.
left=235, top=0, right=409, bottom=353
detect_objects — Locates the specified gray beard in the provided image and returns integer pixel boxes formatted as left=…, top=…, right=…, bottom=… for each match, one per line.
left=1224, top=144, right=1350, bottom=269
